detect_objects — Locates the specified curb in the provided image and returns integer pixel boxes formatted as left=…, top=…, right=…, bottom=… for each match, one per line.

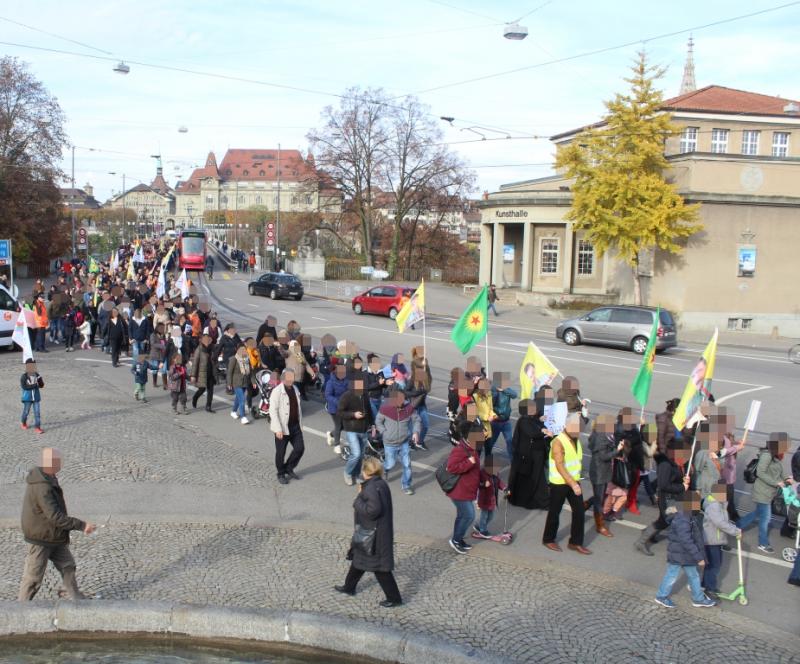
left=0, top=601, right=503, bottom=664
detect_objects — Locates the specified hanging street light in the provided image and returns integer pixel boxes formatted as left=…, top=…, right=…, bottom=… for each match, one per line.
left=113, top=61, right=130, bottom=74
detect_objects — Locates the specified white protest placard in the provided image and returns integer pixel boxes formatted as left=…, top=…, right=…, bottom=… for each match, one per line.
left=743, top=400, right=761, bottom=432
left=543, top=401, right=569, bottom=435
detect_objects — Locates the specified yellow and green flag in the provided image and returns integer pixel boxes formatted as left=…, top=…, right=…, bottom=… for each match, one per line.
left=630, top=307, right=660, bottom=407
left=396, top=280, right=425, bottom=333
left=673, top=328, right=718, bottom=431
left=519, top=342, right=559, bottom=399
left=450, top=285, right=488, bottom=354
left=88, top=257, right=99, bottom=274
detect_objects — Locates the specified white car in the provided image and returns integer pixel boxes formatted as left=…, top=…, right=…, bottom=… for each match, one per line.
left=0, top=284, right=21, bottom=349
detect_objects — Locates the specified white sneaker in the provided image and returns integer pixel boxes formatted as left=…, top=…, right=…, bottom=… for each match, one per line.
left=326, top=431, right=334, bottom=446
left=333, top=445, right=342, bottom=455
left=230, top=411, right=239, bottom=419
left=240, top=416, right=250, bottom=425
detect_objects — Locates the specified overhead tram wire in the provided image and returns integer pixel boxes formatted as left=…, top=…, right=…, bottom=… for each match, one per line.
left=0, top=39, right=531, bottom=141
left=0, top=15, right=114, bottom=55
left=404, top=1, right=800, bottom=96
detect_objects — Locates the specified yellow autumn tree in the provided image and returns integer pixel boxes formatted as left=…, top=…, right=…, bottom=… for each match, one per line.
left=555, top=52, right=702, bottom=305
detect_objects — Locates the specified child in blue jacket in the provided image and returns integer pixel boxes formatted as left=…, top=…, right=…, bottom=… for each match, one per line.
left=132, top=354, right=149, bottom=403
left=20, top=359, right=45, bottom=434
left=655, top=490, right=717, bottom=609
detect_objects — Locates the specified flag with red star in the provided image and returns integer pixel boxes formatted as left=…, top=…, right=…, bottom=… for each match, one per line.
left=450, top=285, right=488, bottom=354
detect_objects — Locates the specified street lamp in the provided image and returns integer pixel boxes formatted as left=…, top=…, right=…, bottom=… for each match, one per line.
left=113, top=61, right=130, bottom=74
left=108, top=171, right=126, bottom=245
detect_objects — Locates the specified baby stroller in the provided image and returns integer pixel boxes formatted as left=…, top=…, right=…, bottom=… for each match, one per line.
left=363, top=426, right=385, bottom=463
left=250, top=369, right=276, bottom=421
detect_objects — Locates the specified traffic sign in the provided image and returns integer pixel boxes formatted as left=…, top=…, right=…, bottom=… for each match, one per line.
left=77, top=227, right=88, bottom=250
left=0, top=240, right=9, bottom=260
left=360, top=266, right=374, bottom=274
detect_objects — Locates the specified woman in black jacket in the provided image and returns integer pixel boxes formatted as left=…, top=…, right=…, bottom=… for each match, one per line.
left=335, top=456, right=402, bottom=608
left=507, top=399, right=550, bottom=510
left=104, top=307, right=127, bottom=367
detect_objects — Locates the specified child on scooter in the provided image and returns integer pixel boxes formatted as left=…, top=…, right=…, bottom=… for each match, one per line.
left=473, top=455, right=507, bottom=538
left=701, top=483, right=741, bottom=599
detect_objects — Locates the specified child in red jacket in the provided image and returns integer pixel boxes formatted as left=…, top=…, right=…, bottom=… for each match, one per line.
left=474, top=455, right=507, bottom=537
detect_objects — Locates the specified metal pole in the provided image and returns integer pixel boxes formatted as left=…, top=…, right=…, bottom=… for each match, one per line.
left=71, top=146, right=76, bottom=257
left=276, top=143, right=281, bottom=270
left=122, top=174, right=126, bottom=246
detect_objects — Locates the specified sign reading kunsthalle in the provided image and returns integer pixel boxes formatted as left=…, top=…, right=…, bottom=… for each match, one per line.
left=495, top=210, right=528, bottom=218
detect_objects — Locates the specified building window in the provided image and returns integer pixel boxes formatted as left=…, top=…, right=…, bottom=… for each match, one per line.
left=274, top=194, right=280, bottom=204
left=741, top=130, right=760, bottom=155
left=243, top=169, right=249, bottom=176
left=290, top=195, right=298, bottom=205
left=679, top=127, right=698, bottom=153
left=710, top=129, right=729, bottom=153
left=238, top=195, right=245, bottom=204
left=205, top=196, right=214, bottom=205
left=221, top=196, right=227, bottom=205
left=305, top=194, right=313, bottom=205
left=255, top=196, right=262, bottom=205
left=259, top=170, right=265, bottom=176
left=577, top=239, right=594, bottom=275
left=772, top=132, right=790, bottom=157
left=539, top=238, right=559, bottom=274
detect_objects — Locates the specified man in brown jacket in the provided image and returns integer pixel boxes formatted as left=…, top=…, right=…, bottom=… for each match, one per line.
left=18, top=448, right=95, bottom=601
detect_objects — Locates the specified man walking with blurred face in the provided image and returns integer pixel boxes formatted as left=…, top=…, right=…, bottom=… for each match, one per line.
left=19, top=448, right=96, bottom=601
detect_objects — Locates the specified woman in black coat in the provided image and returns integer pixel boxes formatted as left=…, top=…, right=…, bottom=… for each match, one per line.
left=104, top=307, right=127, bottom=367
left=508, top=399, right=551, bottom=510
left=335, top=456, right=402, bottom=607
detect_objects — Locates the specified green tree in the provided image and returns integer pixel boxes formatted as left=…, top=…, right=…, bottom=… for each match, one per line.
left=555, top=52, right=701, bottom=305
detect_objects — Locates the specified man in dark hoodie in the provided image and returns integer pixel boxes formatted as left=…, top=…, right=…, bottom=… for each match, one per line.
left=19, top=448, right=95, bottom=600
left=635, top=438, right=691, bottom=556
left=376, top=388, right=420, bottom=495
left=339, top=376, right=373, bottom=486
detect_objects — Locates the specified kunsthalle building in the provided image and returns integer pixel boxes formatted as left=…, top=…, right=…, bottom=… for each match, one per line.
left=478, top=85, right=800, bottom=336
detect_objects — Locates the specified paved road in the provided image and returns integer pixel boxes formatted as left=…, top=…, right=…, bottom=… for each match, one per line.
left=0, top=268, right=798, bottom=662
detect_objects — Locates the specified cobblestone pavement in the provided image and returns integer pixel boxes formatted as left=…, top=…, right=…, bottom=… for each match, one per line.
left=0, top=523, right=798, bottom=664
left=1, top=353, right=799, bottom=663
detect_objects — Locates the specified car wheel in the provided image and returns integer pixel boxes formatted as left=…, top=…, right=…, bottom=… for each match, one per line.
left=294, top=295, right=302, bottom=301
left=631, top=336, right=649, bottom=354
left=353, top=303, right=363, bottom=315
left=563, top=328, right=580, bottom=346
left=248, top=285, right=255, bottom=296
left=270, top=289, right=278, bottom=300
left=388, top=307, right=398, bottom=320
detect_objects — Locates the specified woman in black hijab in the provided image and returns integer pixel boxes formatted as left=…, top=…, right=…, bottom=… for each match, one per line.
left=508, top=398, right=551, bottom=510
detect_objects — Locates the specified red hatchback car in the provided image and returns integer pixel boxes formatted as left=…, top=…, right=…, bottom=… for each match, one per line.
left=352, top=284, right=414, bottom=319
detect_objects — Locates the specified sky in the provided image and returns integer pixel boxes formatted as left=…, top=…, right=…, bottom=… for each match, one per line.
left=1, top=0, right=799, bottom=202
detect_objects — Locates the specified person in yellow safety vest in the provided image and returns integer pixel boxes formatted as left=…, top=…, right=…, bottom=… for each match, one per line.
left=542, top=414, right=592, bottom=555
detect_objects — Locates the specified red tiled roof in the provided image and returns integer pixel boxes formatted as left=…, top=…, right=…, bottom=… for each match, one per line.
left=217, top=149, right=317, bottom=182
left=150, top=171, right=172, bottom=196
left=175, top=151, right=220, bottom=193
left=661, top=85, right=800, bottom=117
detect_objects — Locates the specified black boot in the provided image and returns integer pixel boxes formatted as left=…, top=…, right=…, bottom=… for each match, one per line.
left=635, top=525, right=656, bottom=556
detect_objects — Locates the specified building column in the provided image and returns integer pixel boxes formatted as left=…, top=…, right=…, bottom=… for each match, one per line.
left=562, top=223, right=574, bottom=293
left=521, top=221, right=533, bottom=291
left=479, top=223, right=493, bottom=285
left=601, top=252, right=609, bottom=293
left=492, top=223, right=505, bottom=286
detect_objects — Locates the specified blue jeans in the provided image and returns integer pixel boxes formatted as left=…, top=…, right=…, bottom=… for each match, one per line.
left=490, top=420, right=514, bottom=458
left=656, top=563, right=705, bottom=602
left=233, top=387, right=247, bottom=418
left=345, top=431, right=366, bottom=479
left=488, top=302, right=498, bottom=316
left=384, top=442, right=412, bottom=490
left=737, top=502, right=771, bottom=547
left=415, top=404, right=429, bottom=443
left=34, top=328, right=46, bottom=351
left=21, top=402, right=41, bottom=427
left=477, top=509, right=495, bottom=535
left=790, top=549, right=800, bottom=582
left=703, top=545, right=723, bottom=592
left=149, top=359, right=167, bottom=376
left=369, top=397, right=381, bottom=421
left=451, top=499, right=475, bottom=543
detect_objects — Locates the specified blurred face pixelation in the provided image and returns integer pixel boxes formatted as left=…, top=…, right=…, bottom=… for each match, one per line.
left=335, top=365, right=347, bottom=379
left=493, top=371, right=510, bottom=390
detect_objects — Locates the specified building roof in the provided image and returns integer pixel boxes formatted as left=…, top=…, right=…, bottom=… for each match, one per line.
left=661, top=85, right=800, bottom=117
left=175, top=151, right=220, bottom=194
left=59, top=187, right=101, bottom=209
left=217, top=149, right=318, bottom=182
left=150, top=170, right=172, bottom=196
left=551, top=85, right=800, bottom=141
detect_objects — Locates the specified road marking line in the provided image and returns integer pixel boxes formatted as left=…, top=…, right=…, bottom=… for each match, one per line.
left=246, top=304, right=259, bottom=308
left=280, top=310, right=292, bottom=315
left=312, top=317, right=328, bottom=321
left=714, top=385, right=772, bottom=405
left=224, top=297, right=234, bottom=301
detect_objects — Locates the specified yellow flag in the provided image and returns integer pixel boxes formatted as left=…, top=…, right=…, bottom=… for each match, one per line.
left=126, top=257, right=135, bottom=280
left=672, top=329, right=718, bottom=431
left=519, top=342, right=559, bottom=399
left=396, top=280, right=425, bottom=333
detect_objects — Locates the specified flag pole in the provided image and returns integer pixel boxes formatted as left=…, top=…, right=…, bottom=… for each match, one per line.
left=422, top=314, right=427, bottom=366
left=484, top=325, right=490, bottom=376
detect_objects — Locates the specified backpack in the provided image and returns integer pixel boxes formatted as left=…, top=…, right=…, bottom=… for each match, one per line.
left=743, top=450, right=764, bottom=484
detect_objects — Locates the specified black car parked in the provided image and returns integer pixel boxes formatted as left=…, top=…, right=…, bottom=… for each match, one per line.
left=248, top=272, right=304, bottom=301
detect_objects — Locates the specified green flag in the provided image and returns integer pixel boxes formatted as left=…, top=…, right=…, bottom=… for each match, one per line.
left=450, top=285, right=489, bottom=354
left=88, top=257, right=99, bottom=274
left=630, top=307, right=660, bottom=407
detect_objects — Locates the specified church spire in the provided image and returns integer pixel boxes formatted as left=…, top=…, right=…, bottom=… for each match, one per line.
left=680, top=36, right=696, bottom=95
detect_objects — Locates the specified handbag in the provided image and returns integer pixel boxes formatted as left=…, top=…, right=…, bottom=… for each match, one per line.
left=435, top=462, right=461, bottom=494
left=611, top=457, right=632, bottom=489
left=350, top=524, right=376, bottom=555
left=771, top=489, right=787, bottom=517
